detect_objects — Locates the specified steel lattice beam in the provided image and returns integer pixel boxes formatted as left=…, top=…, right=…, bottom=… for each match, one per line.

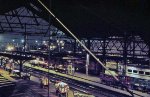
left=13, top=10, right=24, bottom=28
left=0, top=22, right=49, bottom=26
left=26, top=8, right=39, bottom=26
left=1, top=14, right=41, bottom=18
left=0, top=23, right=4, bottom=32
left=5, top=15, right=13, bottom=31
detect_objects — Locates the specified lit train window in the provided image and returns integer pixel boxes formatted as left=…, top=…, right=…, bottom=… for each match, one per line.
left=128, top=69, right=132, bottom=72
left=133, top=70, right=137, bottom=73
left=145, top=72, right=150, bottom=75
left=139, top=71, right=144, bottom=75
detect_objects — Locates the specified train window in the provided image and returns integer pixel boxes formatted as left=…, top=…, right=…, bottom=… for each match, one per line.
left=128, top=69, right=132, bottom=72
left=145, top=72, right=150, bottom=75
left=139, top=71, right=144, bottom=75
left=133, top=70, right=137, bottom=73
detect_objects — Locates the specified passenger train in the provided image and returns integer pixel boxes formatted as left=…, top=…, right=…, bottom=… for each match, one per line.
left=29, top=58, right=150, bottom=92
left=29, top=58, right=66, bottom=73
left=29, top=58, right=48, bottom=68
left=125, top=65, right=150, bottom=80
left=100, top=64, right=150, bottom=92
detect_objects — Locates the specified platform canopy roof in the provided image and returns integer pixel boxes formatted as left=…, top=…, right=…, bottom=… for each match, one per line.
left=0, top=0, right=150, bottom=45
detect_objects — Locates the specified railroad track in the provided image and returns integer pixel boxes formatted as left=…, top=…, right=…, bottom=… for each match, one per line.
left=24, top=66, right=132, bottom=97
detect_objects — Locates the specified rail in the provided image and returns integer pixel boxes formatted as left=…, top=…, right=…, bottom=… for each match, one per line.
left=24, top=66, right=133, bottom=97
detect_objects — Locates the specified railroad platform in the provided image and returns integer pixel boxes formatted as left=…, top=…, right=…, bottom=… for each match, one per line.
left=10, top=79, right=59, bottom=97
left=0, top=68, right=17, bottom=82
left=0, top=68, right=58, bottom=97
left=0, top=68, right=16, bottom=97
left=24, top=63, right=150, bottom=97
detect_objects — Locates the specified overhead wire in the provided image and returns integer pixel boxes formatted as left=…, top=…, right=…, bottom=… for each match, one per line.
left=36, top=0, right=134, bottom=96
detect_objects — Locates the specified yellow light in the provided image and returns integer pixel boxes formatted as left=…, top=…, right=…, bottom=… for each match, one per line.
left=6, top=45, right=15, bottom=51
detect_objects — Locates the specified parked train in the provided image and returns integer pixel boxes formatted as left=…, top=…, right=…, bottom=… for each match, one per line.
left=29, top=58, right=150, bottom=92
left=125, top=65, right=150, bottom=80
left=125, top=65, right=150, bottom=92
left=100, top=64, right=150, bottom=92
left=29, top=58, right=66, bottom=73
left=29, top=58, right=48, bottom=67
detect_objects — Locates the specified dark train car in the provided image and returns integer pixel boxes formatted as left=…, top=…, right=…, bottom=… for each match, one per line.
left=100, top=73, right=131, bottom=88
left=55, top=65, right=67, bottom=73
left=74, top=61, right=101, bottom=75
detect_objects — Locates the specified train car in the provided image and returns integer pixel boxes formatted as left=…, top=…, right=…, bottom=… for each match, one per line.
left=55, top=65, right=67, bottom=73
left=29, top=58, right=48, bottom=68
left=100, top=73, right=117, bottom=85
left=125, top=65, right=150, bottom=92
left=100, top=73, right=131, bottom=88
left=125, top=65, right=150, bottom=80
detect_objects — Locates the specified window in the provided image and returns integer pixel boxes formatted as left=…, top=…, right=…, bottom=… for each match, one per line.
left=139, top=71, right=144, bottom=75
left=133, top=70, right=137, bottom=73
left=145, top=72, right=150, bottom=75
left=128, top=69, right=132, bottom=72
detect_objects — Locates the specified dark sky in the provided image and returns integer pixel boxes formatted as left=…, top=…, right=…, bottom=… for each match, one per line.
left=0, top=0, right=150, bottom=44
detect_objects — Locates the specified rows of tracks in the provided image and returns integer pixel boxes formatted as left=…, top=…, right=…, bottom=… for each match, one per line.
left=24, top=66, right=132, bottom=97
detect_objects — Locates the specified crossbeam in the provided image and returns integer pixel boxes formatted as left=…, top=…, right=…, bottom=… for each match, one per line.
left=5, top=15, right=13, bottom=31
left=13, top=10, right=24, bottom=28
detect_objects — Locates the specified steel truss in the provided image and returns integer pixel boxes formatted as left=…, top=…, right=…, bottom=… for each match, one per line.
left=0, top=7, right=50, bottom=35
left=0, top=5, right=149, bottom=67
left=54, top=34, right=149, bottom=66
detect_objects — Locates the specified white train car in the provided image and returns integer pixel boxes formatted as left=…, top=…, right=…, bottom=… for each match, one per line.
left=126, top=65, right=150, bottom=80
left=29, top=58, right=48, bottom=67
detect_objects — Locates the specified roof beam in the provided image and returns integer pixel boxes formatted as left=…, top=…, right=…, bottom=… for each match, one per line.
left=0, top=30, right=44, bottom=35
left=0, top=14, right=41, bottom=18
left=25, top=3, right=48, bottom=24
left=2, top=26, right=48, bottom=31
left=0, top=29, right=46, bottom=34
left=33, top=13, right=39, bottom=25
left=26, top=8, right=39, bottom=25
left=13, top=10, right=24, bottom=29
left=4, top=15, right=13, bottom=32
left=0, top=23, right=4, bottom=32
left=44, top=25, right=51, bottom=36
left=0, top=22, right=49, bottom=26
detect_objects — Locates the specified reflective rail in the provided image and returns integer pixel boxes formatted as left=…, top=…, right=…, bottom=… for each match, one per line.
left=0, top=74, right=16, bottom=97
left=24, top=66, right=134, bottom=97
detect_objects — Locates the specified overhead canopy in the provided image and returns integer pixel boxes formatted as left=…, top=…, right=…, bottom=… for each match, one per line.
left=0, top=0, right=150, bottom=45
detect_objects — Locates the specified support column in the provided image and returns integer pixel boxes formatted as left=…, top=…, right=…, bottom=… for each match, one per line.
left=86, top=39, right=90, bottom=76
left=102, top=37, right=106, bottom=73
left=148, top=42, right=150, bottom=67
left=19, top=60, right=23, bottom=78
left=132, top=34, right=135, bottom=58
left=24, top=24, right=27, bottom=52
left=86, top=54, right=90, bottom=75
left=123, top=32, right=128, bottom=77
left=73, top=39, right=76, bottom=54
left=0, top=58, right=3, bottom=66
left=48, top=29, right=51, bottom=97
